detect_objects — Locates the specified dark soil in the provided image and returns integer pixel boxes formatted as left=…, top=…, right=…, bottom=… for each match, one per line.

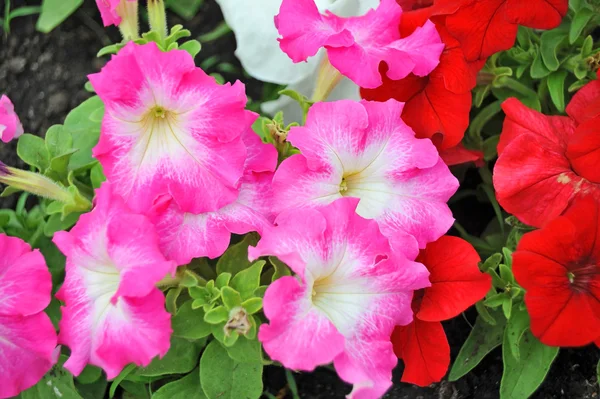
left=1, top=0, right=598, bottom=398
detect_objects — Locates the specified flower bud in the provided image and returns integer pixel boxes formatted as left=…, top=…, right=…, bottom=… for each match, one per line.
left=0, top=163, right=91, bottom=211
left=148, top=0, right=168, bottom=40
left=223, top=306, right=251, bottom=337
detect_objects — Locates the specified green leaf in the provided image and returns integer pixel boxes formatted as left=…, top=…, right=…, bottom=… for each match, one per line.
left=75, top=378, right=107, bottom=399
left=135, top=337, right=203, bottom=377
left=121, top=381, right=150, bottom=398
left=500, top=331, right=559, bottom=399
left=173, top=300, right=212, bottom=339
left=483, top=135, right=500, bottom=161
left=90, top=163, right=106, bottom=190
left=481, top=253, right=502, bottom=272
left=215, top=272, right=232, bottom=288
left=476, top=301, right=497, bottom=325
left=180, top=40, right=202, bottom=58
left=44, top=212, right=81, bottom=237
left=530, top=48, right=551, bottom=79
left=17, top=133, right=50, bottom=171
left=269, top=256, right=291, bottom=281
left=109, top=364, right=136, bottom=398
left=570, top=7, right=594, bottom=44
left=76, top=364, right=102, bottom=384
left=485, top=293, right=509, bottom=308
left=502, top=297, right=513, bottom=319
left=504, top=306, right=530, bottom=362
left=224, top=337, right=263, bottom=363
left=499, top=264, right=515, bottom=284
left=165, top=286, right=183, bottom=314
left=547, top=70, right=568, bottom=112
left=241, top=297, right=263, bottom=315
left=152, top=369, right=207, bottom=399
left=204, top=305, right=230, bottom=324
left=230, top=260, right=266, bottom=300
left=221, top=286, right=242, bottom=309
left=200, top=340, right=263, bottom=399
left=540, top=29, right=567, bottom=72
left=50, top=149, right=79, bottom=178
left=581, top=35, right=594, bottom=57
left=64, top=96, right=104, bottom=170
left=20, top=355, right=83, bottom=398
left=166, top=0, right=204, bottom=20
left=448, top=311, right=507, bottom=381
left=36, top=0, right=83, bottom=33
left=216, top=234, right=259, bottom=276
left=45, top=125, right=73, bottom=158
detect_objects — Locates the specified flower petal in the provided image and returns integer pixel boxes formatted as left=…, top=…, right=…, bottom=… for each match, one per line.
left=392, top=319, right=450, bottom=387
left=0, top=313, right=57, bottom=398
left=416, top=236, right=490, bottom=321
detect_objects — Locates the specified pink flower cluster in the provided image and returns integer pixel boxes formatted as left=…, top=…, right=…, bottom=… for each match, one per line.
left=2, top=0, right=457, bottom=397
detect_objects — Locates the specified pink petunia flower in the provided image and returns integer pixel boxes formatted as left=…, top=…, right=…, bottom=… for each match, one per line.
left=249, top=198, right=430, bottom=399
left=0, top=234, right=57, bottom=398
left=148, top=128, right=279, bottom=264
left=95, top=0, right=135, bottom=27
left=0, top=95, right=24, bottom=143
left=53, top=183, right=176, bottom=379
left=272, top=99, right=458, bottom=249
left=89, top=42, right=257, bottom=214
left=275, top=0, right=445, bottom=88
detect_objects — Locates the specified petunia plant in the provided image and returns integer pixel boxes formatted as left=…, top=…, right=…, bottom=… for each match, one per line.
left=0, top=0, right=599, bottom=398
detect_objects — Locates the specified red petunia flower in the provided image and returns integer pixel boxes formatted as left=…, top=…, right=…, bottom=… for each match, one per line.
left=392, top=236, right=491, bottom=386
left=439, top=144, right=484, bottom=167
left=513, top=196, right=600, bottom=347
left=493, top=73, right=600, bottom=228
left=361, top=6, right=484, bottom=151
left=444, top=0, right=569, bottom=62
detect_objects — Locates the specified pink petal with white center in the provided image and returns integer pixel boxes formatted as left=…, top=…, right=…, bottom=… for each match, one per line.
left=0, top=95, right=24, bottom=143
left=275, top=0, right=443, bottom=88
left=150, top=171, right=276, bottom=264
left=90, top=42, right=256, bottom=214
left=250, top=198, right=429, bottom=396
left=0, top=235, right=51, bottom=317
left=54, top=183, right=174, bottom=377
left=273, top=99, right=457, bottom=248
left=0, top=313, right=57, bottom=398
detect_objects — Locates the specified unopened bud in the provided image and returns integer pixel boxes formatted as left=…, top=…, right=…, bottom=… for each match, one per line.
left=118, top=0, right=139, bottom=41
left=0, top=163, right=91, bottom=211
left=148, top=0, right=168, bottom=40
left=312, top=55, right=343, bottom=103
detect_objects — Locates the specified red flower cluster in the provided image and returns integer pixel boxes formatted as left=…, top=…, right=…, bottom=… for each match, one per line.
left=513, top=197, right=600, bottom=347
left=496, top=72, right=600, bottom=347
left=392, top=236, right=491, bottom=386
left=493, top=72, right=600, bottom=228
left=361, top=0, right=568, bottom=161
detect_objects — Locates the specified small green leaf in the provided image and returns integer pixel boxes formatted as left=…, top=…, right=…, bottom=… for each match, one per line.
left=109, top=364, right=136, bottom=398
left=215, top=272, right=232, bottom=288
left=64, top=96, right=104, bottom=170
left=76, top=364, right=102, bottom=384
left=221, top=286, right=243, bottom=309
left=75, top=378, right=107, bottom=399
left=482, top=135, right=500, bottom=161
left=570, top=7, right=594, bottom=44
left=180, top=270, right=200, bottom=288
left=448, top=310, right=506, bottom=381
left=481, top=253, right=503, bottom=272
left=167, top=0, right=204, bottom=20
left=180, top=40, right=202, bottom=58
left=547, top=70, right=568, bottom=112
left=499, top=264, right=515, bottom=284
left=269, top=256, right=291, bottom=281
left=530, top=48, right=551, bottom=79
left=504, top=306, right=530, bottom=361
left=500, top=331, right=559, bottom=399
left=540, top=29, right=567, bottom=72
left=581, top=35, right=594, bottom=57
left=241, top=297, right=263, bottom=315
left=216, top=234, right=259, bottom=276
left=135, top=337, right=203, bottom=377
left=45, top=125, right=73, bottom=158
left=484, top=293, right=508, bottom=308
left=36, top=0, right=83, bottom=33
left=90, top=163, right=106, bottom=190
left=152, top=369, right=207, bottom=399
left=230, top=260, right=266, bottom=300
left=476, top=301, right=497, bottom=325
left=165, top=286, right=182, bottom=314
left=502, top=297, right=513, bottom=319
left=200, top=340, right=263, bottom=399
left=44, top=212, right=81, bottom=237
left=173, top=300, right=212, bottom=339
left=17, top=134, right=50, bottom=171
left=50, top=149, right=79, bottom=177
left=204, top=305, right=230, bottom=324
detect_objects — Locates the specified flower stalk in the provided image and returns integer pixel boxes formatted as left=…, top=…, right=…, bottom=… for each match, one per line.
left=311, top=56, right=343, bottom=103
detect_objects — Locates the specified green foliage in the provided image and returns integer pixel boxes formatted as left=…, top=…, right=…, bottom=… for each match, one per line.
left=152, top=369, right=207, bottom=399
left=449, top=309, right=507, bottom=381
left=200, top=340, right=263, bottom=399
left=36, top=0, right=82, bottom=33
left=19, top=356, right=83, bottom=398
left=166, top=0, right=204, bottom=20
left=500, top=331, right=559, bottom=399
